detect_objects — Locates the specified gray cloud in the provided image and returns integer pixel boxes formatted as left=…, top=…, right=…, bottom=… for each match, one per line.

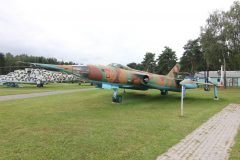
left=0, top=0, right=236, bottom=65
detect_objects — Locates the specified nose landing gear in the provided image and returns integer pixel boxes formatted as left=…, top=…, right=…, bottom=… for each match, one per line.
left=112, top=88, right=122, bottom=103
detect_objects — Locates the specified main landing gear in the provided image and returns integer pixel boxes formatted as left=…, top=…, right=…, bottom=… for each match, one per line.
left=161, top=90, right=168, bottom=95
left=112, top=88, right=122, bottom=103
left=204, top=85, right=210, bottom=91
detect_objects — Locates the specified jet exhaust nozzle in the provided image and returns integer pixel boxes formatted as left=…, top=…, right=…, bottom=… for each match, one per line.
left=142, top=75, right=149, bottom=84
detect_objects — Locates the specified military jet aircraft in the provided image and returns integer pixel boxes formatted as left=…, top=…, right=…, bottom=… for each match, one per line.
left=24, top=62, right=220, bottom=103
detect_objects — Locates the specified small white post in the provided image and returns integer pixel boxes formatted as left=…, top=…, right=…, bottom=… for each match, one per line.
left=181, top=85, right=185, bottom=116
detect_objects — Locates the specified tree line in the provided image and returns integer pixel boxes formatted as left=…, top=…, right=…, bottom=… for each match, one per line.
left=128, top=1, right=240, bottom=74
left=0, top=53, right=76, bottom=75
left=127, top=46, right=178, bottom=74
left=127, top=40, right=206, bottom=75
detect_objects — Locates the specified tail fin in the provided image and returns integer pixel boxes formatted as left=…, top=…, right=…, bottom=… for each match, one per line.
left=167, top=64, right=181, bottom=79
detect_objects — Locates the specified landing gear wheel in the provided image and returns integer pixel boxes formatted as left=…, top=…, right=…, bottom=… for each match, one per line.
left=161, top=90, right=168, bottom=95
left=118, top=95, right=122, bottom=103
left=112, top=95, right=122, bottom=103
left=204, top=86, right=210, bottom=91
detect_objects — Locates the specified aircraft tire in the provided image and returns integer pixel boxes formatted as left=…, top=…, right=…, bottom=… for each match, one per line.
left=161, top=90, right=168, bottom=95
left=112, top=95, right=122, bottom=103
left=112, top=97, right=116, bottom=102
left=117, top=95, right=122, bottom=103
left=204, top=86, right=210, bottom=91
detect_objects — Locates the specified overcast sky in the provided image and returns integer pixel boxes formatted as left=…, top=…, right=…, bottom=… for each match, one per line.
left=0, top=0, right=236, bottom=65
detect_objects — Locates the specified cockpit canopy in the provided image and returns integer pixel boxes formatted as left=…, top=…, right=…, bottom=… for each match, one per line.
left=108, top=63, right=132, bottom=70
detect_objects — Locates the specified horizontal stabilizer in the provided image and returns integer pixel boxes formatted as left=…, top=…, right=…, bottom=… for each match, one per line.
left=180, top=79, right=223, bottom=89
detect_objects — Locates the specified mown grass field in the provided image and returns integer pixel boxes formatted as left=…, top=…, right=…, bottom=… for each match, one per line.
left=0, top=83, right=92, bottom=96
left=230, top=128, right=240, bottom=160
left=0, top=87, right=239, bottom=160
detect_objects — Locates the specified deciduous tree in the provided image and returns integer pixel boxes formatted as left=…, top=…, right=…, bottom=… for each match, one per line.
left=180, top=38, right=206, bottom=74
left=156, top=46, right=177, bottom=74
left=200, top=1, right=240, bottom=70
left=141, top=52, right=156, bottom=73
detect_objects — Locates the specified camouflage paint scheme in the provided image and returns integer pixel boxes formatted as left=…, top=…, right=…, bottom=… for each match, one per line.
left=26, top=62, right=221, bottom=102
left=28, top=63, right=182, bottom=92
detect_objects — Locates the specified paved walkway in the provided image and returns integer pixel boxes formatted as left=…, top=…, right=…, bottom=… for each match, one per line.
left=157, top=104, right=240, bottom=160
left=0, top=88, right=97, bottom=101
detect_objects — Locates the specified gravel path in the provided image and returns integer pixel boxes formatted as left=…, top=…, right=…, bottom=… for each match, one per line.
left=157, top=103, right=240, bottom=160
left=0, top=88, right=97, bottom=101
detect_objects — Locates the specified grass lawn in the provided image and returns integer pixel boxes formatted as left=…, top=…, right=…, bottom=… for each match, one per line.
left=0, top=83, right=93, bottom=96
left=0, top=88, right=239, bottom=159
left=230, top=128, right=240, bottom=160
